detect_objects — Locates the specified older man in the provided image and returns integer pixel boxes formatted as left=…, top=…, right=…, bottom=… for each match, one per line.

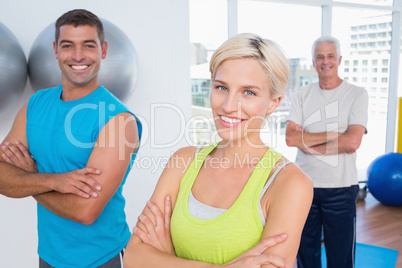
left=286, top=36, right=368, bottom=268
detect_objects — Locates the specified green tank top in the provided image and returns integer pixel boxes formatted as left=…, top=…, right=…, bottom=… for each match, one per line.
left=170, top=143, right=282, bottom=264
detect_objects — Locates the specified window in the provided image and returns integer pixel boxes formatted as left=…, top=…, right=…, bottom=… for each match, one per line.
left=378, top=32, right=387, bottom=38
left=379, top=22, right=388, bottom=29
left=334, top=0, right=392, bottom=6
left=238, top=1, right=321, bottom=60
left=238, top=1, right=321, bottom=154
left=189, top=0, right=227, bottom=145
left=379, top=41, right=387, bottom=47
left=190, top=1, right=398, bottom=175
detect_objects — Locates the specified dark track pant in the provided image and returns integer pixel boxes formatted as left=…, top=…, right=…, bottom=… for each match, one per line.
left=297, top=185, right=358, bottom=268
left=39, top=249, right=125, bottom=268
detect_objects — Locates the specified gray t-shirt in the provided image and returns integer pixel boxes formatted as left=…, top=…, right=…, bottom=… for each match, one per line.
left=287, top=80, right=368, bottom=188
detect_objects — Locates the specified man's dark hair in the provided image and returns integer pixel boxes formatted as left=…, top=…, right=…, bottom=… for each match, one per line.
left=55, top=9, right=104, bottom=45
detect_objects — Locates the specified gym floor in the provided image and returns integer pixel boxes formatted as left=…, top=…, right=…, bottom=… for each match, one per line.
left=356, top=192, right=402, bottom=267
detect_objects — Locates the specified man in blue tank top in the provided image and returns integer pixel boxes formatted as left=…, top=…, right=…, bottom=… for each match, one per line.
left=0, top=9, right=142, bottom=267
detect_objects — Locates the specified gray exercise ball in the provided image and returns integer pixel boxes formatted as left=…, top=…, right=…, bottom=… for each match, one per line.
left=28, top=23, right=61, bottom=93
left=0, top=22, right=27, bottom=117
left=28, top=19, right=138, bottom=102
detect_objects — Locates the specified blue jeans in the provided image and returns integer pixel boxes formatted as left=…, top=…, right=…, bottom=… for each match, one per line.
left=297, top=185, right=358, bottom=268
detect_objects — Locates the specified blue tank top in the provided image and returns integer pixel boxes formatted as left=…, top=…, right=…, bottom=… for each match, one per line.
left=26, top=85, right=142, bottom=268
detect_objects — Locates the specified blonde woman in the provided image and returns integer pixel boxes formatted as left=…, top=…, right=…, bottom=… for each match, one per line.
left=124, top=33, right=313, bottom=267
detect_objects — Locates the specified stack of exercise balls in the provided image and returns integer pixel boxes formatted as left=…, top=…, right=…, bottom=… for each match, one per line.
left=0, top=22, right=27, bottom=116
left=367, top=152, right=402, bottom=206
left=0, top=18, right=138, bottom=118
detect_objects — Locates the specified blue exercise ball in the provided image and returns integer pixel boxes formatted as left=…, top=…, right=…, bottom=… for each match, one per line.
left=28, top=19, right=138, bottom=102
left=0, top=22, right=27, bottom=117
left=367, top=153, right=402, bottom=206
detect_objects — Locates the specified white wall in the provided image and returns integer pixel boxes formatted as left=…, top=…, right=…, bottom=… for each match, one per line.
left=0, top=0, right=191, bottom=267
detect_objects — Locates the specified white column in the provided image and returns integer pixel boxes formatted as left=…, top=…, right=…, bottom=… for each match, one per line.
left=322, top=2, right=333, bottom=36
left=386, top=0, right=402, bottom=152
left=228, top=0, right=238, bottom=38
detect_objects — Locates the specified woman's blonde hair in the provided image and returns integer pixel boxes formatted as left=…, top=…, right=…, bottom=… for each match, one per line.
left=209, top=33, right=289, bottom=99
